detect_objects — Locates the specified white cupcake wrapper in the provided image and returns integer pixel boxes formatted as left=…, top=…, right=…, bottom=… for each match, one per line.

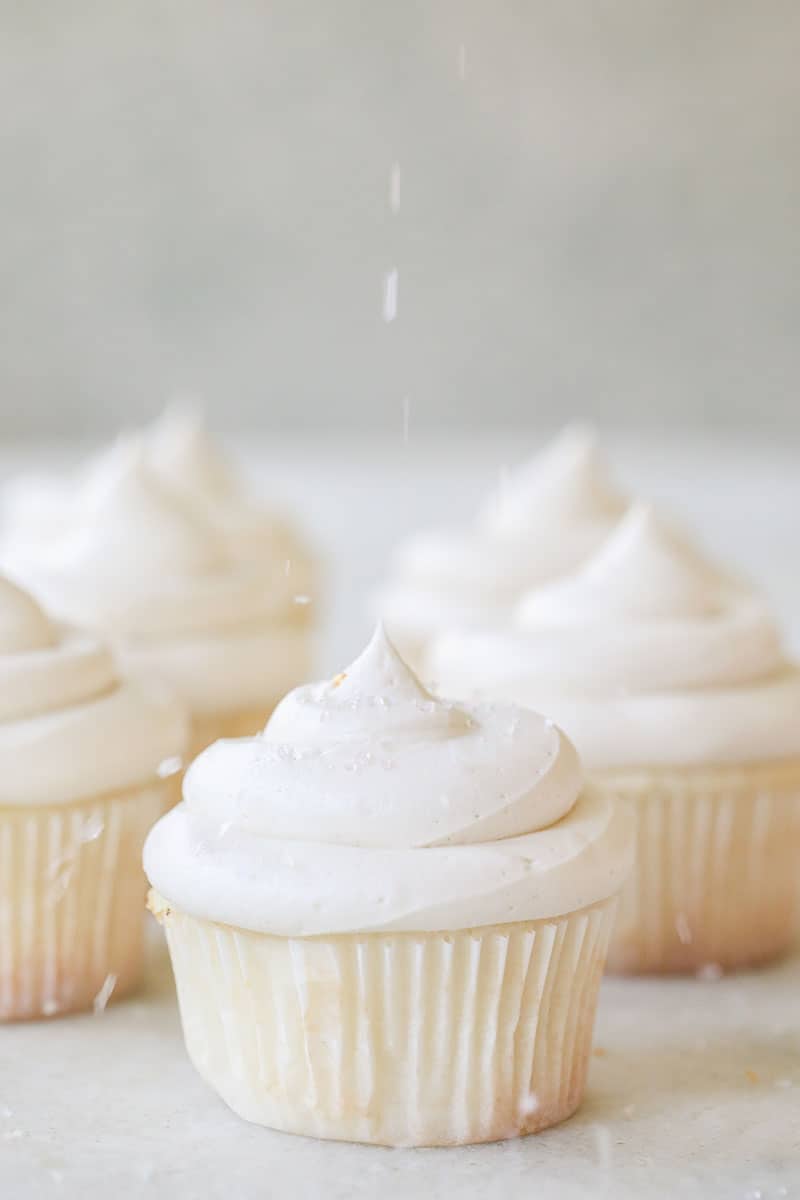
left=0, top=783, right=170, bottom=1020
left=598, top=762, right=800, bottom=974
left=155, top=896, right=617, bottom=1146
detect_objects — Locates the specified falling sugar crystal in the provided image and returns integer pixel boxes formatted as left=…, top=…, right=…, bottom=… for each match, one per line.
left=675, top=912, right=692, bottom=945
left=592, top=1123, right=612, bottom=1168
left=80, top=814, right=105, bottom=843
left=389, top=163, right=401, bottom=214
left=157, top=755, right=183, bottom=779
left=382, top=269, right=399, bottom=322
left=284, top=559, right=292, bottom=576
left=458, top=43, right=467, bottom=80
left=293, top=594, right=311, bottom=606
left=93, top=973, right=117, bottom=1015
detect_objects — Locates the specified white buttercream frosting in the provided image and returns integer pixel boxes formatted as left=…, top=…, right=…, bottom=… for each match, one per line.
left=4, top=442, right=311, bottom=715
left=429, top=506, right=800, bottom=768
left=144, top=626, right=633, bottom=935
left=0, top=575, right=187, bottom=806
left=147, top=407, right=315, bottom=591
left=375, top=426, right=626, bottom=650
left=1, top=405, right=316, bottom=600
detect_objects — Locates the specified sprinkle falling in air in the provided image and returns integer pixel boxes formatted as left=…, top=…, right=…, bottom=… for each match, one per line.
left=675, top=912, right=692, bottom=945
left=382, top=268, right=399, bottom=322
left=389, top=163, right=401, bottom=214
left=157, top=755, right=183, bottom=779
left=93, top=973, right=117, bottom=1015
left=80, top=815, right=104, bottom=843
left=592, top=1123, right=612, bottom=1169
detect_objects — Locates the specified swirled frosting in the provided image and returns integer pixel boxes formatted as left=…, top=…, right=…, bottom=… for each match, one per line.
left=1, top=406, right=316, bottom=600
left=5, top=443, right=311, bottom=716
left=144, top=626, right=633, bottom=935
left=429, top=505, right=800, bottom=768
left=0, top=575, right=187, bottom=805
left=147, top=406, right=316, bottom=592
left=374, top=426, right=626, bottom=656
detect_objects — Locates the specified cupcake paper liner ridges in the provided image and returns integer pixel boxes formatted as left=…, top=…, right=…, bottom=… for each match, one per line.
left=599, top=760, right=800, bottom=974
left=0, top=781, right=173, bottom=1020
left=153, top=894, right=617, bottom=1146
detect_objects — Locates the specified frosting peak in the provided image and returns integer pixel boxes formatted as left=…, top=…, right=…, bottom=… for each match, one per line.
left=265, top=624, right=466, bottom=748
left=478, top=425, right=626, bottom=541
left=73, top=441, right=229, bottom=575
left=375, top=428, right=628, bottom=660
left=517, top=504, right=726, bottom=626
left=145, top=632, right=633, bottom=934
left=147, top=404, right=244, bottom=508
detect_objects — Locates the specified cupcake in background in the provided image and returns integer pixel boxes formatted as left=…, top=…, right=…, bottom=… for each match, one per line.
left=373, top=425, right=626, bottom=672
left=0, top=574, right=187, bottom=1020
left=146, top=405, right=317, bottom=604
left=145, top=625, right=633, bottom=1146
left=430, top=505, right=800, bottom=974
left=4, top=443, right=314, bottom=760
left=2, top=404, right=317, bottom=613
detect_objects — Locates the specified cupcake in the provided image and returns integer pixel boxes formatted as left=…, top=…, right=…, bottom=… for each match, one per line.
left=4, top=444, right=313, bottom=760
left=0, top=574, right=187, bottom=1020
left=144, top=626, right=632, bottom=1146
left=374, top=426, right=625, bottom=671
left=429, top=505, right=800, bottom=974
left=2, top=406, right=317, bottom=608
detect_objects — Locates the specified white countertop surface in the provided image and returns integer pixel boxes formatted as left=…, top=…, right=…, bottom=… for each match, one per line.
left=0, top=432, right=798, bottom=1198
left=2, top=935, right=798, bottom=1199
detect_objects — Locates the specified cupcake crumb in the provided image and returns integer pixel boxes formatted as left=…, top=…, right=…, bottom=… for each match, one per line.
left=593, top=1046, right=608, bottom=1058
left=745, top=1069, right=760, bottom=1085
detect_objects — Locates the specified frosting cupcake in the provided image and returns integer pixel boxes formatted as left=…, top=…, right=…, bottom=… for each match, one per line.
left=5, top=444, right=313, bottom=760
left=374, top=426, right=626, bottom=671
left=0, top=574, right=187, bottom=1020
left=144, top=626, right=633, bottom=1145
left=2, top=407, right=317, bottom=607
left=430, top=505, right=800, bottom=974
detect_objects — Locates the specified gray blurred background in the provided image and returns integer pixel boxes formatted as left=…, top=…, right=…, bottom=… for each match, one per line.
left=1, top=0, right=799, bottom=438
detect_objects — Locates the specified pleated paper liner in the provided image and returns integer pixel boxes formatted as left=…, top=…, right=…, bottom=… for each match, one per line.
left=0, top=778, right=175, bottom=1020
left=597, top=759, right=800, bottom=974
left=151, top=893, right=617, bottom=1146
